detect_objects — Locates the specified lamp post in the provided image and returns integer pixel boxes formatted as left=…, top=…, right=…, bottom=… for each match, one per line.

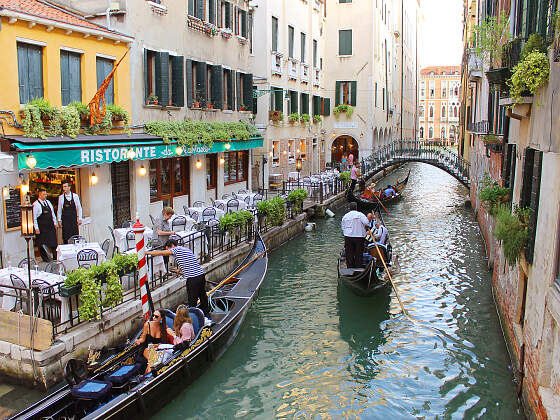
left=262, top=153, right=268, bottom=194
left=20, top=194, right=34, bottom=289
left=296, top=157, right=302, bottom=188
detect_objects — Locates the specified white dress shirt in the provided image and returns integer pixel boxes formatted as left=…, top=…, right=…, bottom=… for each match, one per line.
left=375, top=224, right=388, bottom=245
left=341, top=210, right=370, bottom=238
left=33, top=199, right=57, bottom=231
left=57, top=192, right=83, bottom=222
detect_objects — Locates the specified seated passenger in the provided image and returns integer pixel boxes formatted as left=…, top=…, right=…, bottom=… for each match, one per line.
left=172, top=305, right=195, bottom=347
left=374, top=220, right=389, bottom=246
left=383, top=185, right=396, bottom=198
left=134, top=308, right=170, bottom=374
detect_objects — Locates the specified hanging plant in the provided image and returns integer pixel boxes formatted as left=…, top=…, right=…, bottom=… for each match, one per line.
left=333, top=104, right=354, bottom=118
left=313, top=115, right=322, bottom=124
left=493, top=205, right=530, bottom=266
left=256, top=197, right=286, bottom=226
left=508, top=51, right=550, bottom=104
left=478, top=173, right=509, bottom=215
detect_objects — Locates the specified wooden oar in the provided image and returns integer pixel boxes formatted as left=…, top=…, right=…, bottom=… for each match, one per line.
left=207, top=251, right=266, bottom=296
left=371, top=191, right=390, bottom=215
left=371, top=241, right=411, bottom=321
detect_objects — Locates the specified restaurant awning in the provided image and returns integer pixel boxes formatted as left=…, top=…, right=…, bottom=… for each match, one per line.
left=5, top=134, right=264, bottom=170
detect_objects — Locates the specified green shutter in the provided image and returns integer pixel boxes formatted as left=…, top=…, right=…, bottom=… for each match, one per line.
left=29, top=45, right=44, bottom=101
left=68, top=52, right=81, bottom=104
left=272, top=17, right=278, bottom=51
left=252, top=86, right=257, bottom=114
left=225, top=2, right=232, bottom=29
left=312, top=95, right=320, bottom=115
left=61, top=51, right=70, bottom=106
left=241, top=10, right=248, bottom=37
left=335, top=81, right=341, bottom=105
left=243, top=73, right=253, bottom=110
left=289, top=90, right=298, bottom=114
left=313, top=39, right=317, bottom=67
left=234, top=6, right=239, bottom=34
left=520, top=147, right=535, bottom=208
left=301, top=33, right=306, bottom=62
left=188, top=0, right=194, bottom=16
left=324, top=98, right=330, bottom=116
left=227, top=70, right=234, bottom=110
left=197, top=0, right=205, bottom=20
left=209, top=0, right=216, bottom=24
left=172, top=56, right=184, bottom=107
left=17, top=44, right=29, bottom=103
left=526, top=150, right=542, bottom=263
left=300, top=93, right=309, bottom=114
left=274, top=87, right=283, bottom=112
left=339, top=30, right=352, bottom=55
left=186, top=59, right=193, bottom=108
left=211, top=65, right=223, bottom=109
left=350, top=81, right=357, bottom=106
left=236, top=71, right=242, bottom=110
left=288, top=26, right=294, bottom=58
left=155, top=52, right=169, bottom=106
left=197, top=61, right=207, bottom=107
left=144, top=49, right=149, bottom=104
left=96, top=58, right=114, bottom=105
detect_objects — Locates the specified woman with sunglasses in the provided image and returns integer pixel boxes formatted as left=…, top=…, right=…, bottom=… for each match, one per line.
left=134, top=309, right=170, bottom=373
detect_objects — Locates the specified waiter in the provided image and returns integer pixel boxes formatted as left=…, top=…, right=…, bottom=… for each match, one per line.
left=57, top=180, right=83, bottom=244
left=33, top=189, right=58, bottom=261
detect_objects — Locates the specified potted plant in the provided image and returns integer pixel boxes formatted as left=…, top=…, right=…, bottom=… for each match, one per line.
left=269, top=110, right=283, bottom=122
left=313, top=115, right=322, bottom=124
left=508, top=50, right=550, bottom=104
left=193, top=94, right=202, bottom=109
left=288, top=113, right=299, bottom=124
left=68, top=102, right=90, bottom=122
left=240, top=103, right=248, bottom=111
left=333, top=104, right=354, bottom=118
left=148, top=94, right=159, bottom=105
left=300, top=113, right=311, bottom=124
left=207, top=103, right=215, bottom=109
left=287, top=188, right=308, bottom=213
left=472, top=12, right=510, bottom=71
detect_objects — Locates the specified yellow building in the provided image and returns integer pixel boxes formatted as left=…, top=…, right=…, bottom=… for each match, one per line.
left=0, top=0, right=133, bottom=136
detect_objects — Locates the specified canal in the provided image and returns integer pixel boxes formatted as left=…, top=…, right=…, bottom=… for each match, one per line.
left=155, top=163, right=523, bottom=419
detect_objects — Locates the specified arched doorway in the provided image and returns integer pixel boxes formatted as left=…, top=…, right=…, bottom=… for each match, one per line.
left=449, top=125, right=457, bottom=145
left=331, top=135, right=359, bottom=166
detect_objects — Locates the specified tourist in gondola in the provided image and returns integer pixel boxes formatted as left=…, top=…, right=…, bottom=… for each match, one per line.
left=57, top=180, right=83, bottom=244
left=383, top=185, right=396, bottom=198
left=341, top=202, right=372, bottom=268
left=374, top=219, right=389, bottom=246
left=134, top=308, right=171, bottom=374
left=33, top=188, right=58, bottom=261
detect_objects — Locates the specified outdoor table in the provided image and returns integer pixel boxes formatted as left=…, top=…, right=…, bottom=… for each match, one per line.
left=234, top=193, right=259, bottom=206
left=0, top=267, right=70, bottom=323
left=57, top=242, right=106, bottom=271
left=188, top=206, right=226, bottom=221
left=114, top=227, right=154, bottom=252
left=288, top=171, right=300, bottom=181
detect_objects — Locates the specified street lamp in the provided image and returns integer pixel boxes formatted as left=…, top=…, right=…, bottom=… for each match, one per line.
left=20, top=194, right=34, bottom=288
left=262, top=153, right=268, bottom=193
left=296, top=157, right=302, bottom=187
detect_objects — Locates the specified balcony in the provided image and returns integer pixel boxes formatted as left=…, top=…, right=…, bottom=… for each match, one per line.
left=301, top=63, right=309, bottom=83
left=468, top=50, right=482, bottom=81
left=288, top=59, right=299, bottom=80
left=313, top=68, right=320, bottom=86
left=271, top=51, right=282, bottom=75
left=467, top=120, right=489, bottom=134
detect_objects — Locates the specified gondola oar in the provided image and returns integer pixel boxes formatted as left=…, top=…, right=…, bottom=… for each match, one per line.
left=207, top=251, right=266, bottom=296
left=371, top=240, right=411, bottom=321
left=372, top=191, right=391, bottom=215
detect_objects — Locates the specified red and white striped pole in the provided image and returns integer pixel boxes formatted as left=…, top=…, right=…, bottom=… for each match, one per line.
left=133, top=216, right=154, bottom=321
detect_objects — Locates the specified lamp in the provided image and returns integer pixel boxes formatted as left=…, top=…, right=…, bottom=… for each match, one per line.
left=296, top=157, right=302, bottom=186
left=219, top=157, right=225, bottom=165
left=224, top=142, right=231, bottom=151
left=175, top=146, right=184, bottom=156
left=139, top=165, right=147, bottom=176
left=195, top=159, right=202, bottom=169
left=2, top=187, right=8, bottom=199
left=20, top=194, right=34, bottom=288
left=91, top=172, right=99, bottom=185
left=269, top=151, right=273, bottom=157
left=26, top=154, right=37, bottom=169
left=21, top=183, right=29, bottom=195
left=126, top=148, right=136, bottom=160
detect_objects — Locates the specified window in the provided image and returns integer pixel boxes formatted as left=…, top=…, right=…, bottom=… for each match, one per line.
left=300, top=139, right=306, bottom=158
left=239, top=9, right=248, bottom=37
left=441, top=127, right=446, bottom=138
left=219, top=0, right=233, bottom=29
left=272, top=141, right=280, bottom=166
left=96, top=57, right=114, bottom=105
left=188, top=0, right=205, bottom=20
left=224, top=151, right=248, bottom=184
left=300, top=93, right=309, bottom=114
left=441, top=105, right=446, bottom=118
left=17, top=42, right=43, bottom=104
left=338, top=29, right=352, bottom=55
left=149, top=157, right=189, bottom=205
left=313, top=39, right=318, bottom=67
left=222, top=68, right=234, bottom=110
left=272, top=17, right=279, bottom=51
left=428, top=126, right=433, bottom=138
left=419, top=105, right=424, bottom=117
left=335, top=81, right=356, bottom=106
left=237, top=72, right=253, bottom=111
left=429, top=104, right=434, bottom=118
left=374, top=82, right=378, bottom=107
left=419, top=126, right=424, bottom=138
left=441, top=81, right=447, bottom=98
left=271, top=87, right=283, bottom=111
left=339, top=0, right=352, bottom=2
left=382, top=87, right=385, bottom=110
left=289, top=90, right=298, bottom=114
left=206, top=154, right=217, bottom=189
left=288, top=25, right=295, bottom=58
left=420, top=81, right=425, bottom=98
left=288, top=140, right=295, bottom=162
left=60, top=50, right=82, bottom=106
left=144, top=50, right=184, bottom=107
left=429, top=81, right=435, bottom=98
left=321, top=97, right=331, bottom=116
left=301, top=32, right=306, bottom=63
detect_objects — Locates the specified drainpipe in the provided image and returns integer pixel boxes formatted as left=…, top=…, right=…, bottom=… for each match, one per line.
left=106, top=0, right=112, bottom=29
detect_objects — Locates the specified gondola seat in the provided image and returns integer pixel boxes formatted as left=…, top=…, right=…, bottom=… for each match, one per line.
left=339, top=267, right=365, bottom=277
left=189, top=307, right=205, bottom=335
left=70, top=379, right=112, bottom=400
left=105, top=362, right=144, bottom=387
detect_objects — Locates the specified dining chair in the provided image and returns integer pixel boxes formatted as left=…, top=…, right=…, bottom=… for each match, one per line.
left=238, top=189, right=247, bottom=194
left=221, top=193, right=230, bottom=200
left=107, top=226, right=119, bottom=255
left=209, top=197, right=215, bottom=206
left=10, top=274, right=28, bottom=313
left=76, top=249, right=99, bottom=268
left=171, top=215, right=187, bottom=232
left=183, top=205, right=190, bottom=216
left=189, top=210, right=199, bottom=222
left=101, top=239, right=112, bottom=259
left=216, top=202, right=225, bottom=211
left=243, top=196, right=251, bottom=205
left=226, top=199, right=239, bottom=213
left=121, top=221, right=133, bottom=229
left=125, top=231, right=136, bottom=251
left=18, top=257, right=38, bottom=269
left=41, top=244, right=53, bottom=262
left=202, top=207, right=216, bottom=222
left=68, top=235, right=86, bottom=245
left=32, top=278, right=61, bottom=322
left=149, top=214, right=156, bottom=226
left=45, top=261, right=67, bottom=275
left=193, top=201, right=206, bottom=208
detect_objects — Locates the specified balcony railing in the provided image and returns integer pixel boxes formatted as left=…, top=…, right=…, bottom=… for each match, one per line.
left=272, top=51, right=282, bottom=75
left=288, top=59, right=299, bottom=80
left=301, top=63, right=309, bottom=82
left=467, top=120, right=489, bottom=134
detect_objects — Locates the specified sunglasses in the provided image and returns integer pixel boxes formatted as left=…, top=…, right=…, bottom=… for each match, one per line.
left=153, top=314, right=161, bottom=319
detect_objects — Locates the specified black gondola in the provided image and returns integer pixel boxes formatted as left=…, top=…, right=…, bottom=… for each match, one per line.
left=346, top=170, right=410, bottom=212
left=11, top=232, right=268, bottom=420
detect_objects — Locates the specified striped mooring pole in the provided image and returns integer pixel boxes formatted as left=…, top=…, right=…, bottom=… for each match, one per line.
left=133, top=216, right=154, bottom=321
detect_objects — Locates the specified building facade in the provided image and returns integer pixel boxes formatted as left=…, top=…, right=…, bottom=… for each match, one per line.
left=418, top=66, right=461, bottom=144
left=461, top=0, right=560, bottom=419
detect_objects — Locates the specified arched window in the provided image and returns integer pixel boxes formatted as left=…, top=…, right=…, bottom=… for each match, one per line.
left=429, top=126, right=433, bottom=138
left=454, top=86, right=459, bottom=96
left=453, top=106, right=458, bottom=117
left=441, top=127, right=446, bottom=139
left=419, top=105, right=424, bottom=117
left=429, top=105, right=434, bottom=118
left=419, top=126, right=424, bottom=138
left=441, top=106, right=446, bottom=118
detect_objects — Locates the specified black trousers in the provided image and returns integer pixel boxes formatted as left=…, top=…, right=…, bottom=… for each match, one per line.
left=187, top=273, right=210, bottom=316
left=350, top=179, right=357, bottom=191
left=344, top=236, right=365, bottom=268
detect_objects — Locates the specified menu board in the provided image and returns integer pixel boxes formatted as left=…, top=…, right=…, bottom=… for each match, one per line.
left=3, top=187, right=21, bottom=231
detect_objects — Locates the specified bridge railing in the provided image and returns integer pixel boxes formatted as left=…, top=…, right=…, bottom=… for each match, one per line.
left=360, top=140, right=470, bottom=187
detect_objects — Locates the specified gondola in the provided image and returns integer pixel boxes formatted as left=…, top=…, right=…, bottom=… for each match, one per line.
left=346, top=170, right=410, bottom=212
left=11, top=232, right=268, bottom=420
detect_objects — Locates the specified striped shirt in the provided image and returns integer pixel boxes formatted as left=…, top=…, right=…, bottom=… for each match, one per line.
left=171, top=246, right=204, bottom=278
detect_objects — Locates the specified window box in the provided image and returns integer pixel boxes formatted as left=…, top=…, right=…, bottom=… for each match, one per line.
left=301, top=63, right=310, bottom=82
left=237, top=35, right=248, bottom=44
left=485, top=67, right=510, bottom=89
left=313, top=68, right=320, bottom=86
left=221, top=28, right=233, bottom=39
left=59, top=283, right=80, bottom=297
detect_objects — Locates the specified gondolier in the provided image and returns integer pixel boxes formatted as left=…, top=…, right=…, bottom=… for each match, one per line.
left=57, top=180, right=83, bottom=244
left=341, top=202, right=372, bottom=268
left=33, top=189, right=58, bottom=261
left=147, top=239, right=210, bottom=316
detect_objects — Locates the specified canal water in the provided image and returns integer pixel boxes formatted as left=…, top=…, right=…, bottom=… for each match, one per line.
left=156, top=162, right=523, bottom=419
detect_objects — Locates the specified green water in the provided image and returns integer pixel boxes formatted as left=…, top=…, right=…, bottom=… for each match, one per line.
left=155, top=163, right=522, bottom=419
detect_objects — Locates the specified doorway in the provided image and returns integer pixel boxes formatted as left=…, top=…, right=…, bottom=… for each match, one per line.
left=111, top=161, right=131, bottom=227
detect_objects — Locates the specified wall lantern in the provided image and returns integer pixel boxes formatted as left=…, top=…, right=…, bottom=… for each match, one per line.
left=21, top=183, right=29, bottom=195
left=26, top=154, right=37, bottom=169
left=91, top=167, right=99, bottom=185
left=296, top=157, right=303, bottom=172
left=268, top=151, right=273, bottom=157
left=195, top=159, right=202, bottom=169
left=139, top=165, right=147, bottom=176
left=2, top=187, right=9, bottom=199
left=20, top=195, right=34, bottom=238
left=219, top=157, right=225, bottom=165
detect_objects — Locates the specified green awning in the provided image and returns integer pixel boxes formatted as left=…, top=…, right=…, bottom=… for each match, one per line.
left=14, top=137, right=263, bottom=170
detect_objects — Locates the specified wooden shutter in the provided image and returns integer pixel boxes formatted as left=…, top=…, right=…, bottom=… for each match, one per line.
left=225, top=2, right=232, bottom=29
left=339, top=30, right=352, bottom=55
left=301, top=33, right=306, bottom=62
left=144, top=49, right=149, bottom=104
left=209, top=0, right=216, bottom=24
left=172, top=56, right=184, bottom=107
left=96, top=58, right=114, bottom=104
left=29, top=45, right=43, bottom=101
left=252, top=86, right=257, bottom=114
left=236, top=72, right=242, bottom=110
left=350, top=81, right=357, bottom=106
left=289, top=91, right=298, bottom=114
left=324, top=97, right=331, bottom=116
left=520, top=147, right=535, bottom=208
left=211, top=65, right=223, bottom=109
left=526, top=150, right=543, bottom=263
left=17, top=44, right=29, bottom=103
left=234, top=6, right=239, bottom=34
left=288, top=26, right=294, bottom=58
left=508, top=144, right=517, bottom=203
left=335, top=81, right=341, bottom=106
left=272, top=17, right=278, bottom=51
left=155, top=52, right=170, bottom=106
left=197, top=0, right=205, bottom=20
left=301, top=93, right=309, bottom=114
left=241, top=10, right=248, bottom=37
left=188, top=0, right=194, bottom=16
left=243, top=73, right=253, bottom=110
left=61, top=51, right=70, bottom=106
left=68, top=52, right=81, bottom=104
left=274, top=87, right=283, bottom=111
left=196, top=61, right=207, bottom=107
left=313, top=95, right=320, bottom=115
left=186, top=59, right=193, bottom=108
left=227, top=70, right=234, bottom=110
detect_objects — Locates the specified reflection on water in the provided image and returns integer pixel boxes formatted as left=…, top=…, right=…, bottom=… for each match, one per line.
left=155, top=163, right=522, bottom=420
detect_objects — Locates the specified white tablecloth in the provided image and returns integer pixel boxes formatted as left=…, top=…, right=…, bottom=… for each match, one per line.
left=114, top=227, right=154, bottom=252
left=124, top=249, right=166, bottom=280
left=212, top=200, right=248, bottom=212
left=188, top=207, right=226, bottom=221
left=173, top=230, right=208, bottom=258
left=288, top=171, right=300, bottom=181
left=234, top=193, right=259, bottom=206
left=0, top=267, right=70, bottom=323
left=57, top=243, right=106, bottom=271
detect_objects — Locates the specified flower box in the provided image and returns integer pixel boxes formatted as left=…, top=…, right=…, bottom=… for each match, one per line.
left=59, top=283, right=81, bottom=297
left=485, top=67, right=510, bottom=88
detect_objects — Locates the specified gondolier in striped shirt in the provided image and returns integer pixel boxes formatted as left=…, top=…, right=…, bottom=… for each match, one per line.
left=147, top=239, right=210, bottom=316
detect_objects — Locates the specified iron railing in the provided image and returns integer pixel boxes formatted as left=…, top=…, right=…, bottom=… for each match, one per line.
left=467, top=120, right=490, bottom=134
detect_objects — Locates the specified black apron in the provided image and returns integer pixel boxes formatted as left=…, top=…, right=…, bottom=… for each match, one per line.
left=61, top=194, right=79, bottom=243
left=36, top=201, right=57, bottom=248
